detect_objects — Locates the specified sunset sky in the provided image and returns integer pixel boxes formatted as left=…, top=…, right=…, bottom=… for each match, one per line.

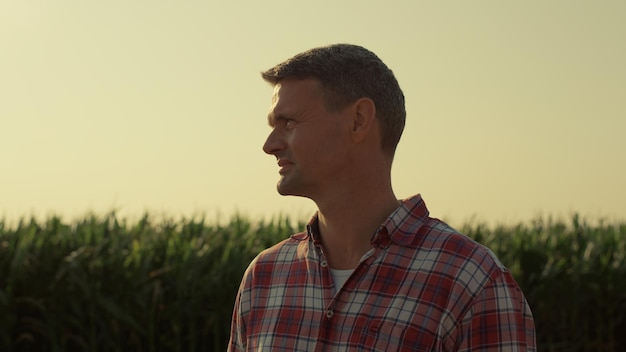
left=2, top=1, right=624, bottom=227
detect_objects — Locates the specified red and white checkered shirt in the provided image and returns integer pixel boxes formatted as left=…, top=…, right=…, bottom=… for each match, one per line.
left=229, top=194, right=536, bottom=351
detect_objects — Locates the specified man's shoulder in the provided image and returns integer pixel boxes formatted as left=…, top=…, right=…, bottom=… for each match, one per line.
left=239, top=231, right=309, bottom=289
left=417, top=217, right=507, bottom=275
left=251, top=230, right=309, bottom=265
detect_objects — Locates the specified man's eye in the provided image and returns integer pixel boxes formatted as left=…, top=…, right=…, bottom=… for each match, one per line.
left=284, top=119, right=296, bottom=128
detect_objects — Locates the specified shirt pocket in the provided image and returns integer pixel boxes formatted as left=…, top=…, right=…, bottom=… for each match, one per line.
left=359, top=319, right=436, bottom=352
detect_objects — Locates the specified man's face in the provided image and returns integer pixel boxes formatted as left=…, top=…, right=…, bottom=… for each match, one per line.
left=263, top=78, right=351, bottom=199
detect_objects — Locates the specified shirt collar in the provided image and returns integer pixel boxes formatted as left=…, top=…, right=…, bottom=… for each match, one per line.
left=379, top=194, right=430, bottom=247
left=305, top=214, right=322, bottom=245
left=303, top=194, right=430, bottom=248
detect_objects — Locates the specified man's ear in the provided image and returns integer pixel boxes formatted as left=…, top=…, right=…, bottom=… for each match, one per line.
left=350, top=97, right=377, bottom=143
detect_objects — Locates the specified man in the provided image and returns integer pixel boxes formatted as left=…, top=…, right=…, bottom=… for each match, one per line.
left=229, top=44, right=536, bottom=351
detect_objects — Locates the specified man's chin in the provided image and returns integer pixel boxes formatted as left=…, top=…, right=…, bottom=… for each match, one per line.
left=276, top=180, right=304, bottom=197
left=276, top=186, right=296, bottom=196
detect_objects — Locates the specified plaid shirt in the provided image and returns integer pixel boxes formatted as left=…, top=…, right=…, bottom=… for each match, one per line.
left=229, top=194, right=536, bottom=351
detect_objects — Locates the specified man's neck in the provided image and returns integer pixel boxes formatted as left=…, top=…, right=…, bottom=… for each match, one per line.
left=315, top=190, right=400, bottom=270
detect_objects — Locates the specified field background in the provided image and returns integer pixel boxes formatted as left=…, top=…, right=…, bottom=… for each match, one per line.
left=3, top=2, right=625, bottom=350
left=1, top=213, right=624, bottom=351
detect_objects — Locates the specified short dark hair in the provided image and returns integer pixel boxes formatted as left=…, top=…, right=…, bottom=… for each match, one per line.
left=261, top=44, right=406, bottom=156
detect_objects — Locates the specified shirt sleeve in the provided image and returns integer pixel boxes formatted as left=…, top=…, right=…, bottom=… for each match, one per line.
left=228, top=281, right=247, bottom=352
left=454, top=270, right=537, bottom=351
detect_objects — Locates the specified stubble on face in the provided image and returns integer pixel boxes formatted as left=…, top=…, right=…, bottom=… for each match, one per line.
left=265, top=79, right=348, bottom=200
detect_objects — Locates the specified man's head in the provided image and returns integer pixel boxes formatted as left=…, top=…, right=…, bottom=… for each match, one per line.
left=261, top=44, right=406, bottom=156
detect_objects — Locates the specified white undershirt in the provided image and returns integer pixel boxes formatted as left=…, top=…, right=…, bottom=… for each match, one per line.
left=329, top=249, right=374, bottom=289
left=330, top=268, right=354, bottom=289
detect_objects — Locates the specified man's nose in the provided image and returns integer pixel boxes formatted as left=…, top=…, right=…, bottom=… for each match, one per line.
left=262, top=128, right=284, bottom=155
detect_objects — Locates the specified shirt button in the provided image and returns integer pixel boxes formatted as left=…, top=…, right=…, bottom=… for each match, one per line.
left=320, top=260, right=328, bottom=267
left=325, top=310, right=334, bottom=318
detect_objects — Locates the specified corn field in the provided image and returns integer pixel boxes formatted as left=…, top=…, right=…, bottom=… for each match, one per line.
left=1, top=213, right=625, bottom=351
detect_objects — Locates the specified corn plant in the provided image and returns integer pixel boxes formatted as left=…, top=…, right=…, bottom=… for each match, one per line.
left=1, top=213, right=624, bottom=351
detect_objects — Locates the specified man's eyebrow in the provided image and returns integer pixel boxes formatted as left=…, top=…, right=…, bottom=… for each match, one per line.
left=267, top=114, right=275, bottom=127
left=267, top=113, right=287, bottom=127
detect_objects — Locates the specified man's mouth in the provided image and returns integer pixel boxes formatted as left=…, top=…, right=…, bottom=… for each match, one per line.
left=277, top=160, right=293, bottom=174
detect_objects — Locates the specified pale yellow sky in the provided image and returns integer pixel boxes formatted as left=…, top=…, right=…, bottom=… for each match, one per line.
left=1, top=1, right=625, bottom=226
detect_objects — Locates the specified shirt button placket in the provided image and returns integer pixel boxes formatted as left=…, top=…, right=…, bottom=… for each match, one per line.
left=325, top=309, right=334, bottom=319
